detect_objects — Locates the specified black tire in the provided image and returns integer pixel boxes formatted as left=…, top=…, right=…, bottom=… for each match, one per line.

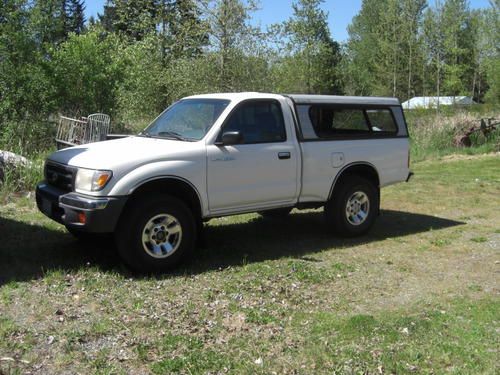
left=258, top=207, right=292, bottom=219
left=324, top=176, right=379, bottom=237
left=114, top=194, right=197, bottom=273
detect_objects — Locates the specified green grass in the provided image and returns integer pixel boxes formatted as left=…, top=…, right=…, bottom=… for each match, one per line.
left=0, top=154, right=499, bottom=374
left=471, top=236, right=488, bottom=243
left=302, top=299, right=498, bottom=374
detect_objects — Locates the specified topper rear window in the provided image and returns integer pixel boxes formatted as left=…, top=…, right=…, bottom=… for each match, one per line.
left=297, top=105, right=398, bottom=140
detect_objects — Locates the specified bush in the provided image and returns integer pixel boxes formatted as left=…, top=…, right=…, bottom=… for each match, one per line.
left=0, top=119, right=56, bottom=156
left=49, top=29, right=124, bottom=117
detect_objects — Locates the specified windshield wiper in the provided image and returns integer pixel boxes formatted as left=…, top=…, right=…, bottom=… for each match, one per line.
left=138, top=131, right=151, bottom=137
left=157, top=131, right=190, bottom=141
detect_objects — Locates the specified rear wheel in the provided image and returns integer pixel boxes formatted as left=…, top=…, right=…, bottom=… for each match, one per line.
left=324, top=176, right=378, bottom=237
left=115, top=194, right=196, bottom=273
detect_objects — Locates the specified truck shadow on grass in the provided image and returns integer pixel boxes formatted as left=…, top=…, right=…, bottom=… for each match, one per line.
left=0, top=210, right=464, bottom=284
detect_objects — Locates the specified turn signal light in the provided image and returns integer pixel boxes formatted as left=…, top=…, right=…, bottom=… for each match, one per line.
left=77, top=211, right=86, bottom=224
left=95, top=173, right=112, bottom=190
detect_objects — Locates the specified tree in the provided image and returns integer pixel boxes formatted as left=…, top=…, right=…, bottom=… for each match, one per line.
left=50, top=29, right=124, bottom=115
left=99, top=0, right=159, bottom=40
left=66, top=0, right=86, bottom=35
left=441, top=0, right=472, bottom=96
left=30, top=0, right=68, bottom=47
left=0, top=0, right=55, bottom=120
left=400, top=0, right=427, bottom=100
left=423, top=2, right=445, bottom=106
left=98, top=0, right=117, bottom=32
left=479, top=0, right=499, bottom=103
left=159, top=0, right=208, bottom=59
left=344, top=0, right=390, bottom=96
left=203, top=0, right=260, bottom=90
left=276, top=0, right=341, bottom=94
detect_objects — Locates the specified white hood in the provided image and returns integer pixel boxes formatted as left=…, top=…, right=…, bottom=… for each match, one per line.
left=48, top=136, right=202, bottom=172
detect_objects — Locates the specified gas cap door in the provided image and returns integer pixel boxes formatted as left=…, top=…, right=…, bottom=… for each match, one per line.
left=331, top=152, right=345, bottom=168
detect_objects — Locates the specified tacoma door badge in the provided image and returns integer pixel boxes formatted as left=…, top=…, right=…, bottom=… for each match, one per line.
left=212, top=156, right=235, bottom=162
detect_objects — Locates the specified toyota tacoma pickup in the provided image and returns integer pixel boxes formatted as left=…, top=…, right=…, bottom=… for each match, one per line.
left=36, top=93, right=412, bottom=272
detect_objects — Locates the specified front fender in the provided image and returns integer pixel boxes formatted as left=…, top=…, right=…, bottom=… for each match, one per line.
left=108, top=160, right=206, bottom=205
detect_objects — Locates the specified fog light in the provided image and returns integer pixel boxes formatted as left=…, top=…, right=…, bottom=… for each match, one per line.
left=77, top=211, right=86, bottom=224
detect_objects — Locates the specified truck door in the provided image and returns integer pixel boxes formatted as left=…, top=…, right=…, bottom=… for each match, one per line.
left=206, top=99, right=299, bottom=213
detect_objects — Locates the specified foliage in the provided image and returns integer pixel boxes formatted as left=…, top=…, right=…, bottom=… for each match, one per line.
left=0, top=0, right=498, bottom=155
left=345, top=0, right=498, bottom=104
left=272, top=0, right=342, bottom=94
left=50, top=28, right=124, bottom=117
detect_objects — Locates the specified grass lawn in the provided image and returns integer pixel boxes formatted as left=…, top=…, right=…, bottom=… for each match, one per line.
left=0, top=154, right=499, bottom=374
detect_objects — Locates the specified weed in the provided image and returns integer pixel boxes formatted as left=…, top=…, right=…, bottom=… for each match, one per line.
left=470, top=236, right=488, bottom=243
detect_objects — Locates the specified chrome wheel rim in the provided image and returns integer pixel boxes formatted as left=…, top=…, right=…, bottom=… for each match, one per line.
left=345, top=191, right=370, bottom=226
left=141, top=214, right=182, bottom=259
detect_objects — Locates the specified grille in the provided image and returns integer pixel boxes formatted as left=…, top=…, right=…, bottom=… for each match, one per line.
left=45, top=162, right=76, bottom=192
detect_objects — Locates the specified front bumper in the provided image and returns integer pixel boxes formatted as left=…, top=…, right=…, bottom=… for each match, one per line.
left=36, top=182, right=127, bottom=233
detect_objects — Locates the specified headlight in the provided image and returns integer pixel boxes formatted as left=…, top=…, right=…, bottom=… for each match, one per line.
left=75, top=168, right=112, bottom=192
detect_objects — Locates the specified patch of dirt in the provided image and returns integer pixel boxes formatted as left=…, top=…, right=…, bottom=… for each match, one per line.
left=438, top=152, right=500, bottom=162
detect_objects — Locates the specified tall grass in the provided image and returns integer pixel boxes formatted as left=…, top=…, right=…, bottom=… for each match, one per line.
left=0, top=156, right=45, bottom=202
left=406, top=107, right=500, bottom=161
left=0, top=119, right=55, bottom=200
left=0, top=119, right=56, bottom=156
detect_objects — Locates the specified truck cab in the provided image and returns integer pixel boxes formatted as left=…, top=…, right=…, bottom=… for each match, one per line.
left=36, top=93, right=411, bottom=272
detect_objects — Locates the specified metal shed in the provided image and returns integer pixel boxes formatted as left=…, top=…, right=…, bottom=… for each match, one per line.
left=402, top=96, right=476, bottom=109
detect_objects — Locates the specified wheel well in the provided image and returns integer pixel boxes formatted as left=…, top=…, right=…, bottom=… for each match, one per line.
left=126, top=178, right=202, bottom=220
left=329, top=164, right=380, bottom=199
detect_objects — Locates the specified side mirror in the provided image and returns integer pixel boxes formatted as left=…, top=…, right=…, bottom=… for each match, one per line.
left=217, top=131, right=243, bottom=145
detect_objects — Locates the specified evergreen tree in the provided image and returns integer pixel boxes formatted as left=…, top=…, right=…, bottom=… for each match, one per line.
left=99, top=0, right=158, bottom=40
left=98, top=0, right=117, bottom=32
left=30, top=0, right=68, bottom=46
left=66, top=0, right=86, bottom=35
left=160, top=0, right=208, bottom=59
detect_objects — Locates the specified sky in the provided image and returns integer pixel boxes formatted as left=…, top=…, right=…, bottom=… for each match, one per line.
left=84, top=0, right=493, bottom=42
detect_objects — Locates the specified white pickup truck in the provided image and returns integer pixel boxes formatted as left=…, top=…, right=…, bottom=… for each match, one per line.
left=36, top=93, right=412, bottom=272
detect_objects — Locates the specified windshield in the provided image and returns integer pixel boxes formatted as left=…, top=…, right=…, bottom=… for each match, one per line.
left=141, top=99, right=230, bottom=141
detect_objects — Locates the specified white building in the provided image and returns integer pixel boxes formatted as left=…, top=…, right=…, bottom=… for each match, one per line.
left=402, top=96, right=476, bottom=109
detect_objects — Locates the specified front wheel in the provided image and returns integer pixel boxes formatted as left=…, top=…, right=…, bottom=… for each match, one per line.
left=115, top=194, right=196, bottom=273
left=324, top=176, right=379, bottom=237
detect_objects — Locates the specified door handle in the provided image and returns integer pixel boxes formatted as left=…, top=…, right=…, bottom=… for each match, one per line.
left=278, top=152, right=291, bottom=160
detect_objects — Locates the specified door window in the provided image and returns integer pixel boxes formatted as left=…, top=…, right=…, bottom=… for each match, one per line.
left=220, top=101, right=286, bottom=144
